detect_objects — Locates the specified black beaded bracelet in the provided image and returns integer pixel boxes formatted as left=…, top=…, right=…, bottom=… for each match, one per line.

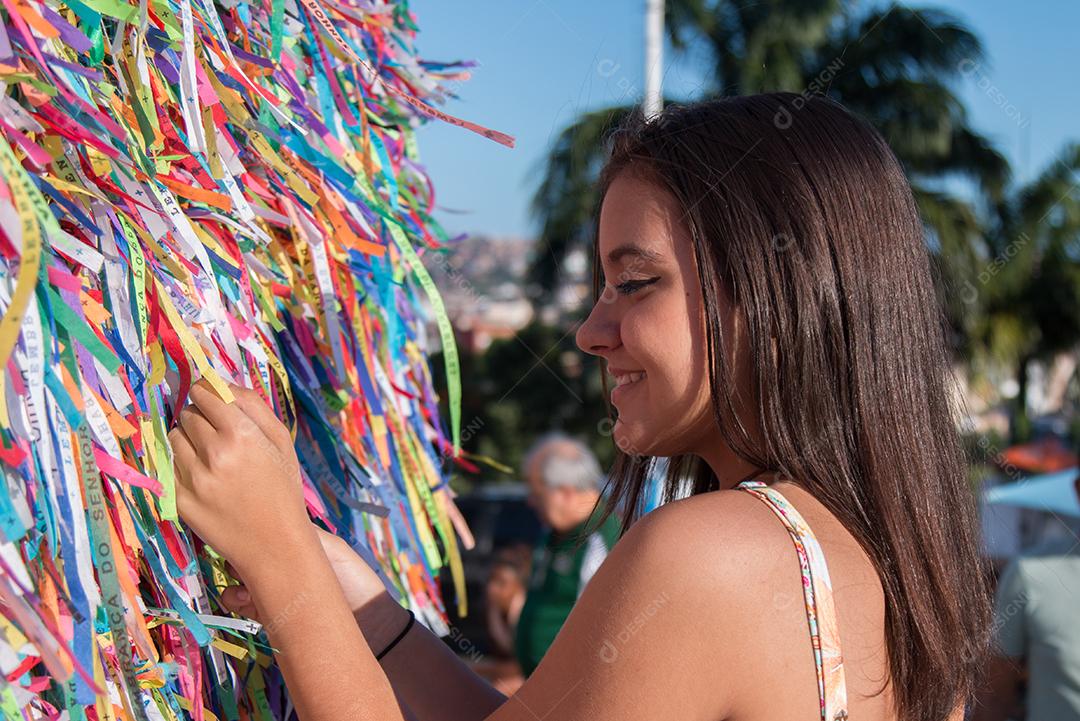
left=375, top=609, right=415, bottom=661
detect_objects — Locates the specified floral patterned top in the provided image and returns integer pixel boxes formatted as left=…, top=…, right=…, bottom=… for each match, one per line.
left=737, top=479, right=849, bottom=721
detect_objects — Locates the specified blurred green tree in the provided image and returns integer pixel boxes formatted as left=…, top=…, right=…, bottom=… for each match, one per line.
left=968, top=144, right=1080, bottom=442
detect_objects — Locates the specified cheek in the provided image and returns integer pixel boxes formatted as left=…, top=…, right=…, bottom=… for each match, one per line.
left=621, top=291, right=704, bottom=392
left=613, top=288, right=714, bottom=455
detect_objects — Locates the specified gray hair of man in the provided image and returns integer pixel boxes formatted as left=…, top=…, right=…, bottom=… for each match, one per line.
left=523, top=433, right=606, bottom=493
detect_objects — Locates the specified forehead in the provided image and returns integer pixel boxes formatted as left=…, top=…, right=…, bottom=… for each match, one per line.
left=598, top=172, right=688, bottom=265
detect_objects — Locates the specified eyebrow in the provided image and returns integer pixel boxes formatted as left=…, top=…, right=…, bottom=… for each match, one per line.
left=605, top=244, right=664, bottom=264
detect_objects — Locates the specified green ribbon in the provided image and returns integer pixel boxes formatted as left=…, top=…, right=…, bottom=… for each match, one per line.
left=270, top=0, right=284, bottom=59
left=75, top=422, right=151, bottom=721
left=46, top=287, right=122, bottom=374
left=355, top=171, right=461, bottom=456
left=387, top=222, right=460, bottom=455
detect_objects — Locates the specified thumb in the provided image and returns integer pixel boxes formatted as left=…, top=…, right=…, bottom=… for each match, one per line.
left=220, top=585, right=260, bottom=621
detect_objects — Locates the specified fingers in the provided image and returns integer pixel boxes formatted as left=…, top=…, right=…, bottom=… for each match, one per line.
left=185, top=381, right=286, bottom=459
left=189, top=380, right=242, bottom=431
left=168, top=425, right=205, bottom=487
left=169, top=425, right=204, bottom=527
left=219, top=585, right=262, bottom=623
left=219, top=584, right=248, bottom=608
left=177, top=404, right=217, bottom=463
left=175, top=483, right=201, bottom=534
left=190, top=379, right=281, bottom=450
left=228, top=384, right=292, bottom=446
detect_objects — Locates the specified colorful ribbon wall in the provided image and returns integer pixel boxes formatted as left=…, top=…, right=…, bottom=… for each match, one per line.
left=0, top=0, right=510, bottom=717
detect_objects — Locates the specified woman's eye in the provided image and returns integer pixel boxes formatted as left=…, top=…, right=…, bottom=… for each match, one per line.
left=615, top=276, right=660, bottom=295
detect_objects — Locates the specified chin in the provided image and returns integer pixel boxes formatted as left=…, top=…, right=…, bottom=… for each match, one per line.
left=612, top=414, right=697, bottom=459
left=612, top=417, right=659, bottom=457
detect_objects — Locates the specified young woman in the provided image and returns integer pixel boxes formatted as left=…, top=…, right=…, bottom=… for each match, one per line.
left=170, top=93, right=991, bottom=721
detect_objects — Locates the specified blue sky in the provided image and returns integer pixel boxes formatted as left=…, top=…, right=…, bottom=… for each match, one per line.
left=410, top=0, right=1077, bottom=238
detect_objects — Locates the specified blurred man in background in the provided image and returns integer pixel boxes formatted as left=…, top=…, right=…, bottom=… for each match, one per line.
left=973, top=475, right=1080, bottom=721
left=514, top=433, right=619, bottom=676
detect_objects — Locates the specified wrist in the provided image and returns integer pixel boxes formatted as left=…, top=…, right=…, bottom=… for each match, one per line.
left=354, top=591, right=412, bottom=654
left=236, top=524, right=324, bottom=590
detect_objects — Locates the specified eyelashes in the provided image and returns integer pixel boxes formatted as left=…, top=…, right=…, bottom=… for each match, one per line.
left=613, top=276, right=661, bottom=296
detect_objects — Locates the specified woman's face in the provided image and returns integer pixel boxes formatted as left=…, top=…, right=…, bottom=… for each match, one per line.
left=576, top=171, right=739, bottom=459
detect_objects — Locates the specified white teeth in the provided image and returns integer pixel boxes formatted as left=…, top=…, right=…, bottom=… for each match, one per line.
left=613, top=372, right=646, bottom=386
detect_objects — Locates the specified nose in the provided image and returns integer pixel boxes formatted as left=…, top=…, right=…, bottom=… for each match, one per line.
left=575, top=294, right=620, bottom=358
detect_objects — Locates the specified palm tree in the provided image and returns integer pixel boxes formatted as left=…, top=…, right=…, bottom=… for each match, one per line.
left=528, top=1, right=1009, bottom=313
left=969, top=144, right=1080, bottom=441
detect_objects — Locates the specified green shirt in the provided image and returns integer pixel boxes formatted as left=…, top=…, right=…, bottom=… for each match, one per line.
left=994, top=536, right=1080, bottom=721
left=514, top=511, right=621, bottom=675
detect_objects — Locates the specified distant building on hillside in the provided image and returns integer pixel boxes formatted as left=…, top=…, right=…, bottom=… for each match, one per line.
left=427, top=235, right=536, bottom=353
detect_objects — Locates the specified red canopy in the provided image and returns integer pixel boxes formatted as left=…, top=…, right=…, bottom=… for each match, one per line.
left=999, top=436, right=1079, bottom=474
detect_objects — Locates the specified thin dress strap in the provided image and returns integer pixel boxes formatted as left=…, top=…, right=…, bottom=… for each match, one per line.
left=737, top=479, right=849, bottom=721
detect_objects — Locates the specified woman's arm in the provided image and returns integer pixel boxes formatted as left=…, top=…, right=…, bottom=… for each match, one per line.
left=234, top=548, right=504, bottom=721
left=174, top=381, right=738, bottom=721
left=355, top=591, right=507, bottom=719
left=175, top=382, right=506, bottom=719
left=240, top=532, right=405, bottom=720
left=172, top=383, right=406, bottom=721
left=218, top=504, right=508, bottom=718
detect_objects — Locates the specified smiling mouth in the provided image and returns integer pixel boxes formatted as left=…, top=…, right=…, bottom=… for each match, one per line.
left=612, top=371, right=646, bottom=387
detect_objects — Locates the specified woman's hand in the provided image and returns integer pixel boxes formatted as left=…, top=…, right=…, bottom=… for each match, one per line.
left=169, top=380, right=319, bottom=580
left=218, top=525, right=390, bottom=621
left=171, top=383, right=412, bottom=721
left=219, top=523, right=413, bottom=654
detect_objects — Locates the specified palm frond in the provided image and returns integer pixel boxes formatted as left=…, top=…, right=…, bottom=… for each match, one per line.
left=815, top=3, right=983, bottom=83
left=528, top=105, right=637, bottom=291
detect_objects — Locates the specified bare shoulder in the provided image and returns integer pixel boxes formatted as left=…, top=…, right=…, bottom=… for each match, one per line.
left=614, top=487, right=799, bottom=591
left=487, top=489, right=796, bottom=721
left=590, top=488, right=813, bottom=661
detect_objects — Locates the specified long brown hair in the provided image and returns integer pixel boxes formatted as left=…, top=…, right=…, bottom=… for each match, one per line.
left=592, top=94, right=991, bottom=720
